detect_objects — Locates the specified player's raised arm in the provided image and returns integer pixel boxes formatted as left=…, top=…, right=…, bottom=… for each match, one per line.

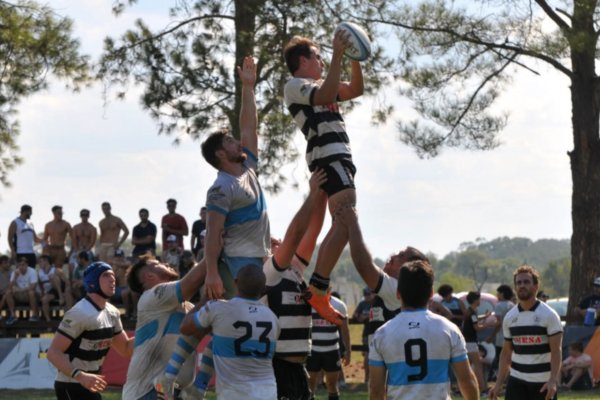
left=338, top=60, right=364, bottom=101
left=238, top=56, right=258, bottom=157
left=273, top=169, right=327, bottom=268
left=312, top=29, right=351, bottom=106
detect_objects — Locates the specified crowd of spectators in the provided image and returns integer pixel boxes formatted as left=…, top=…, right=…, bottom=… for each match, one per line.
left=0, top=200, right=208, bottom=326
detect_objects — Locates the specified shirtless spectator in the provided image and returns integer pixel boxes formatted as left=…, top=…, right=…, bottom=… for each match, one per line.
left=7, top=204, right=42, bottom=267
left=38, top=255, right=72, bottom=322
left=0, top=255, right=11, bottom=319
left=43, top=206, right=72, bottom=273
left=161, top=199, right=188, bottom=250
left=5, top=257, right=39, bottom=324
left=70, top=251, right=92, bottom=301
left=131, top=208, right=157, bottom=258
left=69, top=209, right=97, bottom=268
left=98, top=202, right=129, bottom=262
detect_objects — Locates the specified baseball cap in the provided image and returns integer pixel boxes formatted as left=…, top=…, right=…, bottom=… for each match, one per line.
left=167, top=234, right=177, bottom=242
left=594, top=277, right=600, bottom=286
left=114, top=249, right=125, bottom=257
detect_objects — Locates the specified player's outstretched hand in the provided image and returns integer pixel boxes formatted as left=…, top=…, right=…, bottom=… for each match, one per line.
left=237, top=55, right=256, bottom=87
left=308, top=168, right=327, bottom=193
left=204, top=272, right=224, bottom=300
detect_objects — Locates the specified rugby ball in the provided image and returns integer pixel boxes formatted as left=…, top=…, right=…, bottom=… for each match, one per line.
left=334, top=22, right=371, bottom=61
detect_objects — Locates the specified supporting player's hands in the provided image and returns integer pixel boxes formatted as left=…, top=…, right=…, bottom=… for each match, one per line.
left=76, top=372, right=107, bottom=393
left=237, top=55, right=256, bottom=87
left=308, top=168, right=327, bottom=193
left=204, top=270, right=224, bottom=300
left=540, top=379, right=558, bottom=400
left=489, top=383, right=501, bottom=400
left=333, top=202, right=358, bottom=228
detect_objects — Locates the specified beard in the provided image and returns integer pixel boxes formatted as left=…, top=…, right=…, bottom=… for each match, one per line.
left=517, top=288, right=534, bottom=301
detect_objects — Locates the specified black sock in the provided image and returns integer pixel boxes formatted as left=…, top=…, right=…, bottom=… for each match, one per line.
left=328, top=394, right=339, bottom=400
left=309, top=272, right=330, bottom=292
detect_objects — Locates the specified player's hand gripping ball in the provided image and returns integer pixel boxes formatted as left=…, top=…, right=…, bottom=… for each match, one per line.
left=334, top=21, right=372, bottom=61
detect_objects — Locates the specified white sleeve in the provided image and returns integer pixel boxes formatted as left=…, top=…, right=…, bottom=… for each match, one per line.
left=263, top=257, right=283, bottom=287
left=376, top=273, right=402, bottom=311
left=284, top=78, right=319, bottom=106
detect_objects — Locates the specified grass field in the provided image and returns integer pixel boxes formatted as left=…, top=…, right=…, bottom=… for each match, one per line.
left=1, top=386, right=599, bottom=400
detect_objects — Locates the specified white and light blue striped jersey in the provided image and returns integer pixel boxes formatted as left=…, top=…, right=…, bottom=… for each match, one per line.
left=122, top=281, right=195, bottom=400
left=369, top=309, right=468, bottom=400
left=194, top=297, right=280, bottom=400
left=503, top=300, right=563, bottom=383
left=206, top=148, right=270, bottom=259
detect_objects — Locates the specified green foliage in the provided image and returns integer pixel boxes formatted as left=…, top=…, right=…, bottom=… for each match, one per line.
left=0, top=0, right=89, bottom=186
left=98, top=0, right=394, bottom=192
left=436, top=271, right=474, bottom=293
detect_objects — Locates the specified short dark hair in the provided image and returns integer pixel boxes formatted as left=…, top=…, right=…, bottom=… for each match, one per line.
left=569, top=341, right=584, bottom=353
left=101, top=201, right=111, bottom=208
left=466, top=291, right=481, bottom=305
left=127, top=254, right=155, bottom=294
left=201, top=131, right=228, bottom=169
left=496, top=284, right=514, bottom=300
left=513, top=264, right=540, bottom=285
left=437, top=284, right=454, bottom=297
left=20, top=204, right=32, bottom=213
left=166, top=199, right=177, bottom=205
left=78, top=251, right=90, bottom=262
left=39, top=254, right=52, bottom=264
left=236, top=264, right=266, bottom=299
left=80, top=209, right=90, bottom=216
left=51, top=205, right=62, bottom=213
left=397, top=260, right=434, bottom=308
left=0, top=255, right=9, bottom=263
left=283, top=36, right=317, bottom=74
left=139, top=208, right=149, bottom=214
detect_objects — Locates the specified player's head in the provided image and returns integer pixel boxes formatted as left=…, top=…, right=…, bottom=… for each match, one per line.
left=396, top=260, right=434, bottom=308
left=568, top=341, right=584, bottom=355
left=513, top=264, right=540, bottom=301
left=235, top=264, right=266, bottom=299
left=496, top=284, right=514, bottom=301
left=127, top=254, right=179, bottom=294
left=84, top=262, right=116, bottom=299
left=466, top=291, right=481, bottom=307
left=384, top=246, right=428, bottom=278
left=201, top=130, right=245, bottom=169
left=437, top=284, right=454, bottom=299
left=284, top=36, right=322, bottom=78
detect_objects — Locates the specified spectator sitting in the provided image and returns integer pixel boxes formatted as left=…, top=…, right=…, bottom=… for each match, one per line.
left=38, top=255, right=72, bottom=323
left=162, top=234, right=183, bottom=271
left=5, top=257, right=39, bottom=324
left=574, top=276, right=600, bottom=325
left=0, top=255, right=12, bottom=319
left=178, top=250, right=195, bottom=278
left=71, top=251, right=92, bottom=301
left=109, top=248, right=132, bottom=308
left=561, top=341, right=593, bottom=391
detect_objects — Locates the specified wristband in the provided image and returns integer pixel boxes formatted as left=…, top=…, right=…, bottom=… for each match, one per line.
left=71, top=368, right=82, bottom=378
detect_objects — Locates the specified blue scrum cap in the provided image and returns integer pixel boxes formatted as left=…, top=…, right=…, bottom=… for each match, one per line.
left=83, top=262, right=113, bottom=297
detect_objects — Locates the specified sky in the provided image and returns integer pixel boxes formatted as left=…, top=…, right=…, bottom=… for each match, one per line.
left=0, top=1, right=573, bottom=260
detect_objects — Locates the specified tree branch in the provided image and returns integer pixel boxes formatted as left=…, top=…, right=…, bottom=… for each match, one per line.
left=111, top=14, right=235, bottom=54
left=534, top=0, right=571, bottom=31
left=363, top=17, right=572, bottom=78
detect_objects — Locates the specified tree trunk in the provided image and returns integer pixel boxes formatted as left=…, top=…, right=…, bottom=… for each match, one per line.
left=231, top=0, right=264, bottom=137
left=567, top=2, right=600, bottom=324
